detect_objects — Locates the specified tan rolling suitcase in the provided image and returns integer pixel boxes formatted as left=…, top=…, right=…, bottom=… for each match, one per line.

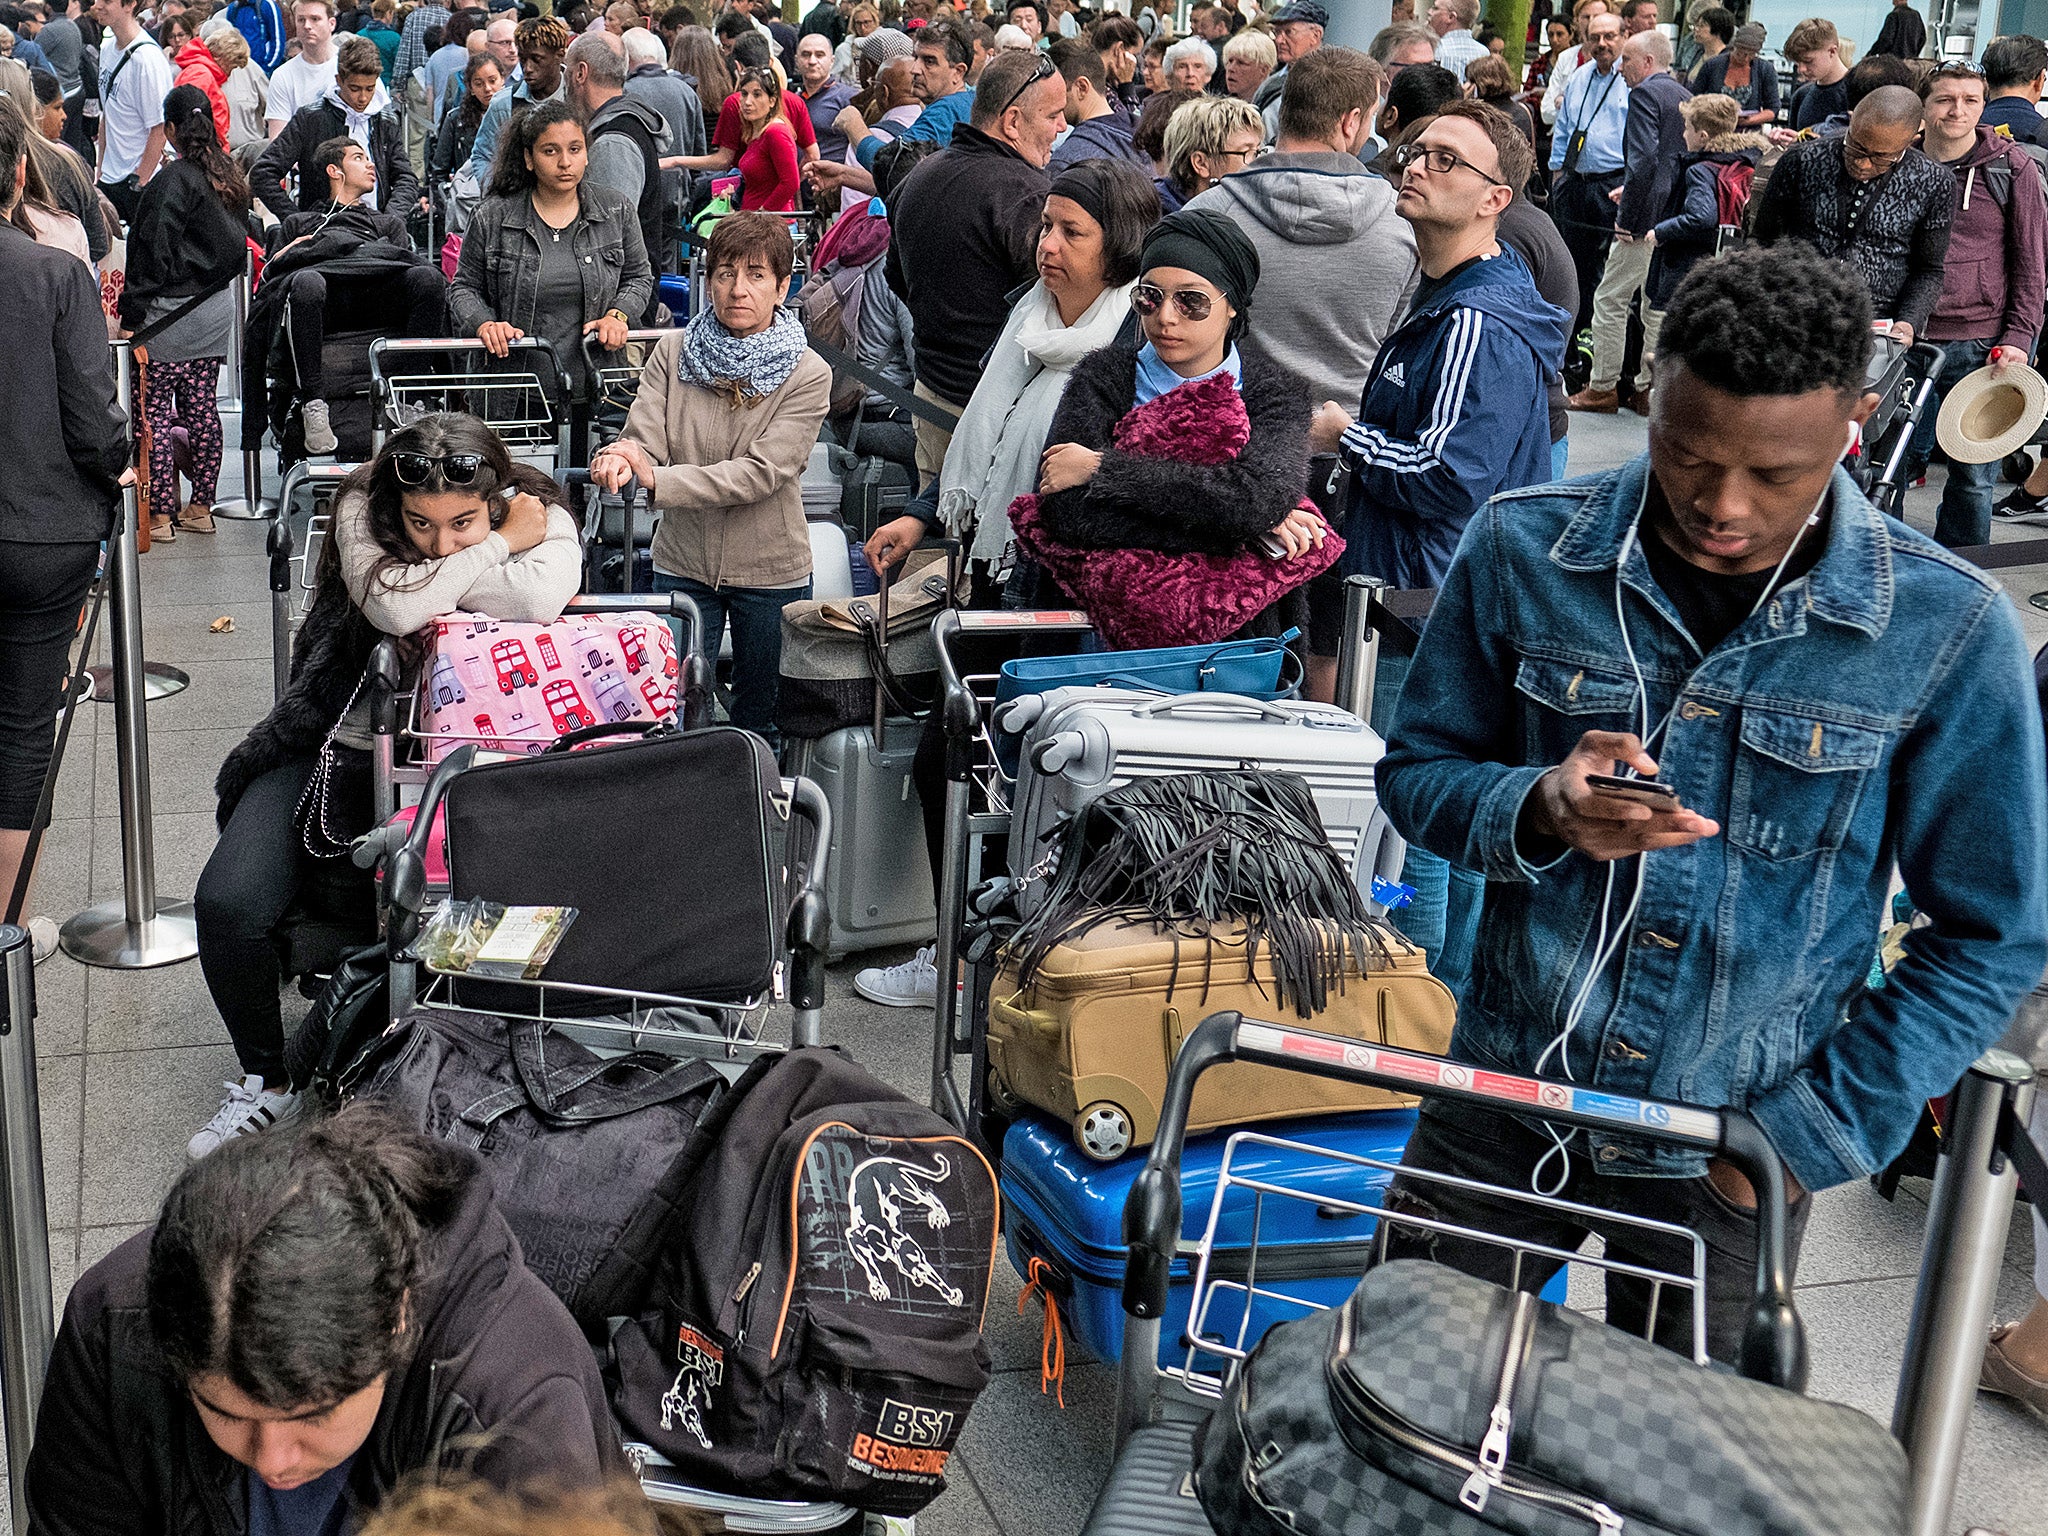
left=987, top=918, right=1456, bottom=1161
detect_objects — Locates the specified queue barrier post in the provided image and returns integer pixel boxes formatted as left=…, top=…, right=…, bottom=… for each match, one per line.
left=214, top=250, right=272, bottom=521
left=62, top=343, right=202, bottom=970
left=0, top=924, right=54, bottom=1535
left=1892, top=1048, right=2038, bottom=1536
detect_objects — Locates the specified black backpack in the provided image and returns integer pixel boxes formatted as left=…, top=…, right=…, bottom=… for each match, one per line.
left=606, top=1048, right=1000, bottom=1515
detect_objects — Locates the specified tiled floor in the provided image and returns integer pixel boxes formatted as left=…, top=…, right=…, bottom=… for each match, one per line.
left=8, top=408, right=2047, bottom=1535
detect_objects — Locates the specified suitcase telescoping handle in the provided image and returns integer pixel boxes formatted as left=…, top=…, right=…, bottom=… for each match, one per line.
left=1119, top=1011, right=1805, bottom=1391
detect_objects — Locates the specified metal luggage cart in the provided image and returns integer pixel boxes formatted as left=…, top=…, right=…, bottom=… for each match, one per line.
left=927, top=609, right=1096, bottom=1131
left=681, top=216, right=810, bottom=320
left=267, top=462, right=359, bottom=700
left=367, top=336, right=571, bottom=467
left=1087, top=1010, right=1804, bottom=1535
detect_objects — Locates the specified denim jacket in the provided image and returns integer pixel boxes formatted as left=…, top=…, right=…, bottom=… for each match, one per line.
left=1376, top=455, right=2048, bottom=1190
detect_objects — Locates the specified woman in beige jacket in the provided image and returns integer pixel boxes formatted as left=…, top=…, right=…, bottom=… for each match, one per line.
left=591, top=211, right=831, bottom=739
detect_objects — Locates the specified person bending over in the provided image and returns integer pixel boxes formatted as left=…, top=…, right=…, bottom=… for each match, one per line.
left=1372, top=243, right=2047, bottom=1363
left=26, top=1107, right=628, bottom=1536
left=266, top=135, right=448, bottom=455
left=190, top=416, right=580, bottom=1156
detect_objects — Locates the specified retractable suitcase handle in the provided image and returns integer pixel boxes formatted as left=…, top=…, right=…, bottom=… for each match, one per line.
left=1120, top=1010, right=1806, bottom=1392
left=930, top=609, right=1093, bottom=777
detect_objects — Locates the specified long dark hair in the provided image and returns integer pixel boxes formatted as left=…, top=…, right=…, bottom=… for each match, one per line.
left=457, top=56, right=501, bottom=133
left=146, top=1106, right=474, bottom=1410
left=325, top=412, right=565, bottom=596
left=484, top=97, right=583, bottom=199
left=170, top=98, right=250, bottom=212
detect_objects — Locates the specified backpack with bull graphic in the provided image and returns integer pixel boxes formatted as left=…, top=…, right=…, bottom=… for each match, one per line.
left=607, top=1048, right=1000, bottom=1515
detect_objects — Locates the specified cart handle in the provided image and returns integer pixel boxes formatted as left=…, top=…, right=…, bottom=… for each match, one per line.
left=384, top=742, right=479, bottom=956
left=929, top=608, right=1093, bottom=773
left=367, top=334, right=568, bottom=399
left=1120, top=1010, right=1805, bottom=1392
left=784, top=776, right=831, bottom=1019
left=266, top=516, right=293, bottom=595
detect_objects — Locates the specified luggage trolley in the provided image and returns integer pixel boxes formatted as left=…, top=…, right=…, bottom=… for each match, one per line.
left=268, top=461, right=359, bottom=700
left=1086, top=1009, right=1807, bottom=1534
left=367, top=336, right=572, bottom=469
left=376, top=735, right=849, bottom=1532
left=580, top=330, right=678, bottom=593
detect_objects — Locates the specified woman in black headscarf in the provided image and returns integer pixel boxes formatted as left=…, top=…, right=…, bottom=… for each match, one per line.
left=1011, top=207, right=1336, bottom=648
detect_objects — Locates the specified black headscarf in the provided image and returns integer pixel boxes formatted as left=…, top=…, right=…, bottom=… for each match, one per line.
left=1138, top=206, right=1260, bottom=336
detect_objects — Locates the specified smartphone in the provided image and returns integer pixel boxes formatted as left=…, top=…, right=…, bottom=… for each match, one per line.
left=1586, top=772, right=1683, bottom=809
left=1256, top=531, right=1290, bottom=560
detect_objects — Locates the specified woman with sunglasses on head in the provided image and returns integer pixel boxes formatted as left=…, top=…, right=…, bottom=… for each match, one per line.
left=190, top=415, right=580, bottom=1160
left=451, top=99, right=653, bottom=412
left=1011, top=205, right=1334, bottom=646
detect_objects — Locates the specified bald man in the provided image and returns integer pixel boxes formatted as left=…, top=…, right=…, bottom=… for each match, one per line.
left=1753, top=85, right=1957, bottom=347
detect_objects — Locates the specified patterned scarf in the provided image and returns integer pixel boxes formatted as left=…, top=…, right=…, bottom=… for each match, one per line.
left=675, top=306, right=809, bottom=409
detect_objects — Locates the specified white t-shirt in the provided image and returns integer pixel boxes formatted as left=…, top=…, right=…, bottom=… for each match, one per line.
left=98, top=35, right=174, bottom=182
left=268, top=51, right=340, bottom=128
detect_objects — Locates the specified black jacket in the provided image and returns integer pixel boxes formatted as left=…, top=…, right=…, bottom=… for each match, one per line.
left=119, top=159, right=249, bottom=333
left=1036, top=344, right=1312, bottom=555
left=884, top=123, right=1049, bottom=407
left=252, top=100, right=419, bottom=223
left=1497, top=194, right=1578, bottom=444
left=430, top=99, right=486, bottom=181
left=0, top=224, right=126, bottom=545
left=1869, top=5, right=1927, bottom=60
left=1646, top=131, right=1770, bottom=307
left=24, top=1153, right=629, bottom=1536
left=1616, top=68, right=1692, bottom=237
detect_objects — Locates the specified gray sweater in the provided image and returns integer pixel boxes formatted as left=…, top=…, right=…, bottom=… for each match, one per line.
left=1188, top=150, right=1420, bottom=408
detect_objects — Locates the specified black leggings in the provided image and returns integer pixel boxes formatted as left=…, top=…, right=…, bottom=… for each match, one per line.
left=0, top=539, right=100, bottom=830
left=194, top=755, right=372, bottom=1080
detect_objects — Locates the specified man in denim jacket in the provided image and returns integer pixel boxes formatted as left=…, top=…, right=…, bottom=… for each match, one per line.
left=1375, top=243, right=2048, bottom=1361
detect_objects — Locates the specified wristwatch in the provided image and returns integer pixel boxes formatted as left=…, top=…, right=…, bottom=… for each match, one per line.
left=606, top=308, right=630, bottom=327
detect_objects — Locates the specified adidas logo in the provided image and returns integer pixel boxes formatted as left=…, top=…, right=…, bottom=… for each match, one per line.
left=1383, top=362, right=1407, bottom=388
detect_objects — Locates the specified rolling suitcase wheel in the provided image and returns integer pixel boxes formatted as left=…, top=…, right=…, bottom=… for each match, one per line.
left=1077, top=1101, right=1135, bottom=1162
left=986, top=1068, right=1022, bottom=1115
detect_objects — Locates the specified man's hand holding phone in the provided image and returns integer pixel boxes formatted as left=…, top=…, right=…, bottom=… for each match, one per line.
left=1527, top=730, right=1721, bottom=862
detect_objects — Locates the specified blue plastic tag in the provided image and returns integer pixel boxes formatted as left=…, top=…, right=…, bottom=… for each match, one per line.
left=1371, top=877, right=1416, bottom=910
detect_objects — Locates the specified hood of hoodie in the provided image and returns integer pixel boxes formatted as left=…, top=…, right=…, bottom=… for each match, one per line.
left=1410, top=244, right=1571, bottom=373
left=323, top=79, right=394, bottom=117
left=590, top=91, right=668, bottom=139
left=1201, top=149, right=1399, bottom=248
left=1948, top=122, right=2029, bottom=172
left=1685, top=129, right=1771, bottom=166
left=174, top=37, right=226, bottom=86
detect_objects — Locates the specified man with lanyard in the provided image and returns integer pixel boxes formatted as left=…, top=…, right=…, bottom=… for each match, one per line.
left=1547, top=8, right=1627, bottom=342
left=1373, top=242, right=2048, bottom=1363
left=91, top=0, right=173, bottom=222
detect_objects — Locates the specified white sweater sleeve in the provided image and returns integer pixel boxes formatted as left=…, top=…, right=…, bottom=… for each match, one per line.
left=336, top=494, right=582, bottom=634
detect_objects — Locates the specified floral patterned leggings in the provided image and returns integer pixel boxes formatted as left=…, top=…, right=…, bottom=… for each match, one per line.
left=142, top=356, right=224, bottom=523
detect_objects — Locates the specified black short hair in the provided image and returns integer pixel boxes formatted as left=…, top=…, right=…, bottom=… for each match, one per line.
left=729, top=28, right=771, bottom=67
left=1659, top=243, right=1872, bottom=397
left=313, top=132, right=357, bottom=183
left=29, top=64, right=62, bottom=108
left=1049, top=34, right=1104, bottom=90
left=1843, top=52, right=1914, bottom=107
left=1697, top=6, right=1735, bottom=44
left=919, top=16, right=970, bottom=69
left=1383, top=61, right=1461, bottom=128
left=1133, top=85, right=1200, bottom=161
left=713, top=7, right=751, bottom=39
left=1983, top=33, right=2048, bottom=92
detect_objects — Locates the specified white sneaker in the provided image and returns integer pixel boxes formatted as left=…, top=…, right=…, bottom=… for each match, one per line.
left=301, top=399, right=338, bottom=456
left=854, top=945, right=938, bottom=1008
left=28, top=916, right=58, bottom=964
left=188, top=1076, right=300, bottom=1160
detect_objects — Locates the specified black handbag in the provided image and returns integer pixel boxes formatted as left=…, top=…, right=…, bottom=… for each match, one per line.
left=1194, top=1258, right=1910, bottom=1536
left=356, top=1007, right=724, bottom=1335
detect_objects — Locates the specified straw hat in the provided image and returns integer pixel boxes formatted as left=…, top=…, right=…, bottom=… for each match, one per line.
left=1935, top=361, right=2048, bottom=465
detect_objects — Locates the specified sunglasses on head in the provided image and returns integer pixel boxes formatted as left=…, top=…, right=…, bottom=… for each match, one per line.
left=391, top=452, right=485, bottom=487
left=1000, top=52, right=1057, bottom=116
left=1131, top=281, right=1219, bottom=321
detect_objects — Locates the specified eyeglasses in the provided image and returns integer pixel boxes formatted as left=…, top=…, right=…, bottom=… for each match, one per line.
left=1215, top=144, right=1272, bottom=164
left=391, top=451, right=485, bottom=486
left=1392, top=140, right=1508, bottom=186
left=999, top=52, right=1056, bottom=116
left=1131, top=281, right=1219, bottom=321
left=1841, top=137, right=1904, bottom=170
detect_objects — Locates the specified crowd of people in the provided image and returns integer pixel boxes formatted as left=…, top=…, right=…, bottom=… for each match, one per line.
left=6, top=0, right=2048, bottom=1530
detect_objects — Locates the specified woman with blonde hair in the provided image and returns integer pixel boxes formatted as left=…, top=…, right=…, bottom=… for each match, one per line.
left=834, top=0, right=880, bottom=81
left=1158, top=94, right=1264, bottom=211
left=205, top=25, right=271, bottom=160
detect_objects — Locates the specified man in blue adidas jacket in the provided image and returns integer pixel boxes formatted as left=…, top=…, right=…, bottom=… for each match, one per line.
left=1308, top=100, right=1571, bottom=594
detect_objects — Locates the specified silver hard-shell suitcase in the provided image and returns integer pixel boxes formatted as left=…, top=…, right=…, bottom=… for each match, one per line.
left=786, top=720, right=936, bottom=959
left=1002, top=689, right=1406, bottom=913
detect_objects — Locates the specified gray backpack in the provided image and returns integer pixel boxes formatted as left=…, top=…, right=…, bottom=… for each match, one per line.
left=1194, top=1260, right=1909, bottom=1536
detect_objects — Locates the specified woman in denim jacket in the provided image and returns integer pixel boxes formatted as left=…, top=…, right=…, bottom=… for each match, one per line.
left=450, top=100, right=654, bottom=409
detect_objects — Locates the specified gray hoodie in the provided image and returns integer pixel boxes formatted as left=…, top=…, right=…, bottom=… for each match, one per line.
left=1188, top=150, right=1420, bottom=408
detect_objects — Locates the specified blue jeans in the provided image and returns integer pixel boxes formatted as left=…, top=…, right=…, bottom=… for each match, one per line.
left=1551, top=435, right=1570, bottom=481
left=1905, top=336, right=1998, bottom=548
left=652, top=572, right=811, bottom=739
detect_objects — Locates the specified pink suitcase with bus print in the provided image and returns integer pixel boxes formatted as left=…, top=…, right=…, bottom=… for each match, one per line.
left=420, top=612, right=680, bottom=761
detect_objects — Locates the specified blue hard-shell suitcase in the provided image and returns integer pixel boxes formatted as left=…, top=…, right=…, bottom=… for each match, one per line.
left=1001, top=1107, right=1420, bottom=1368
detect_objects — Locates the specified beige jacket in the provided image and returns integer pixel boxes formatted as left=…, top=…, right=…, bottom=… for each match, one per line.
left=624, top=332, right=834, bottom=591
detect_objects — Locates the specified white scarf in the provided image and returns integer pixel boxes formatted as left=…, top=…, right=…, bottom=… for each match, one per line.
left=323, top=84, right=390, bottom=209
left=938, top=277, right=1136, bottom=565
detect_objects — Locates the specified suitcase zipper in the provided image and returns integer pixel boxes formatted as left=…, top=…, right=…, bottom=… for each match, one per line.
left=1460, top=1290, right=1536, bottom=1513
left=1326, top=1299, right=1625, bottom=1534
